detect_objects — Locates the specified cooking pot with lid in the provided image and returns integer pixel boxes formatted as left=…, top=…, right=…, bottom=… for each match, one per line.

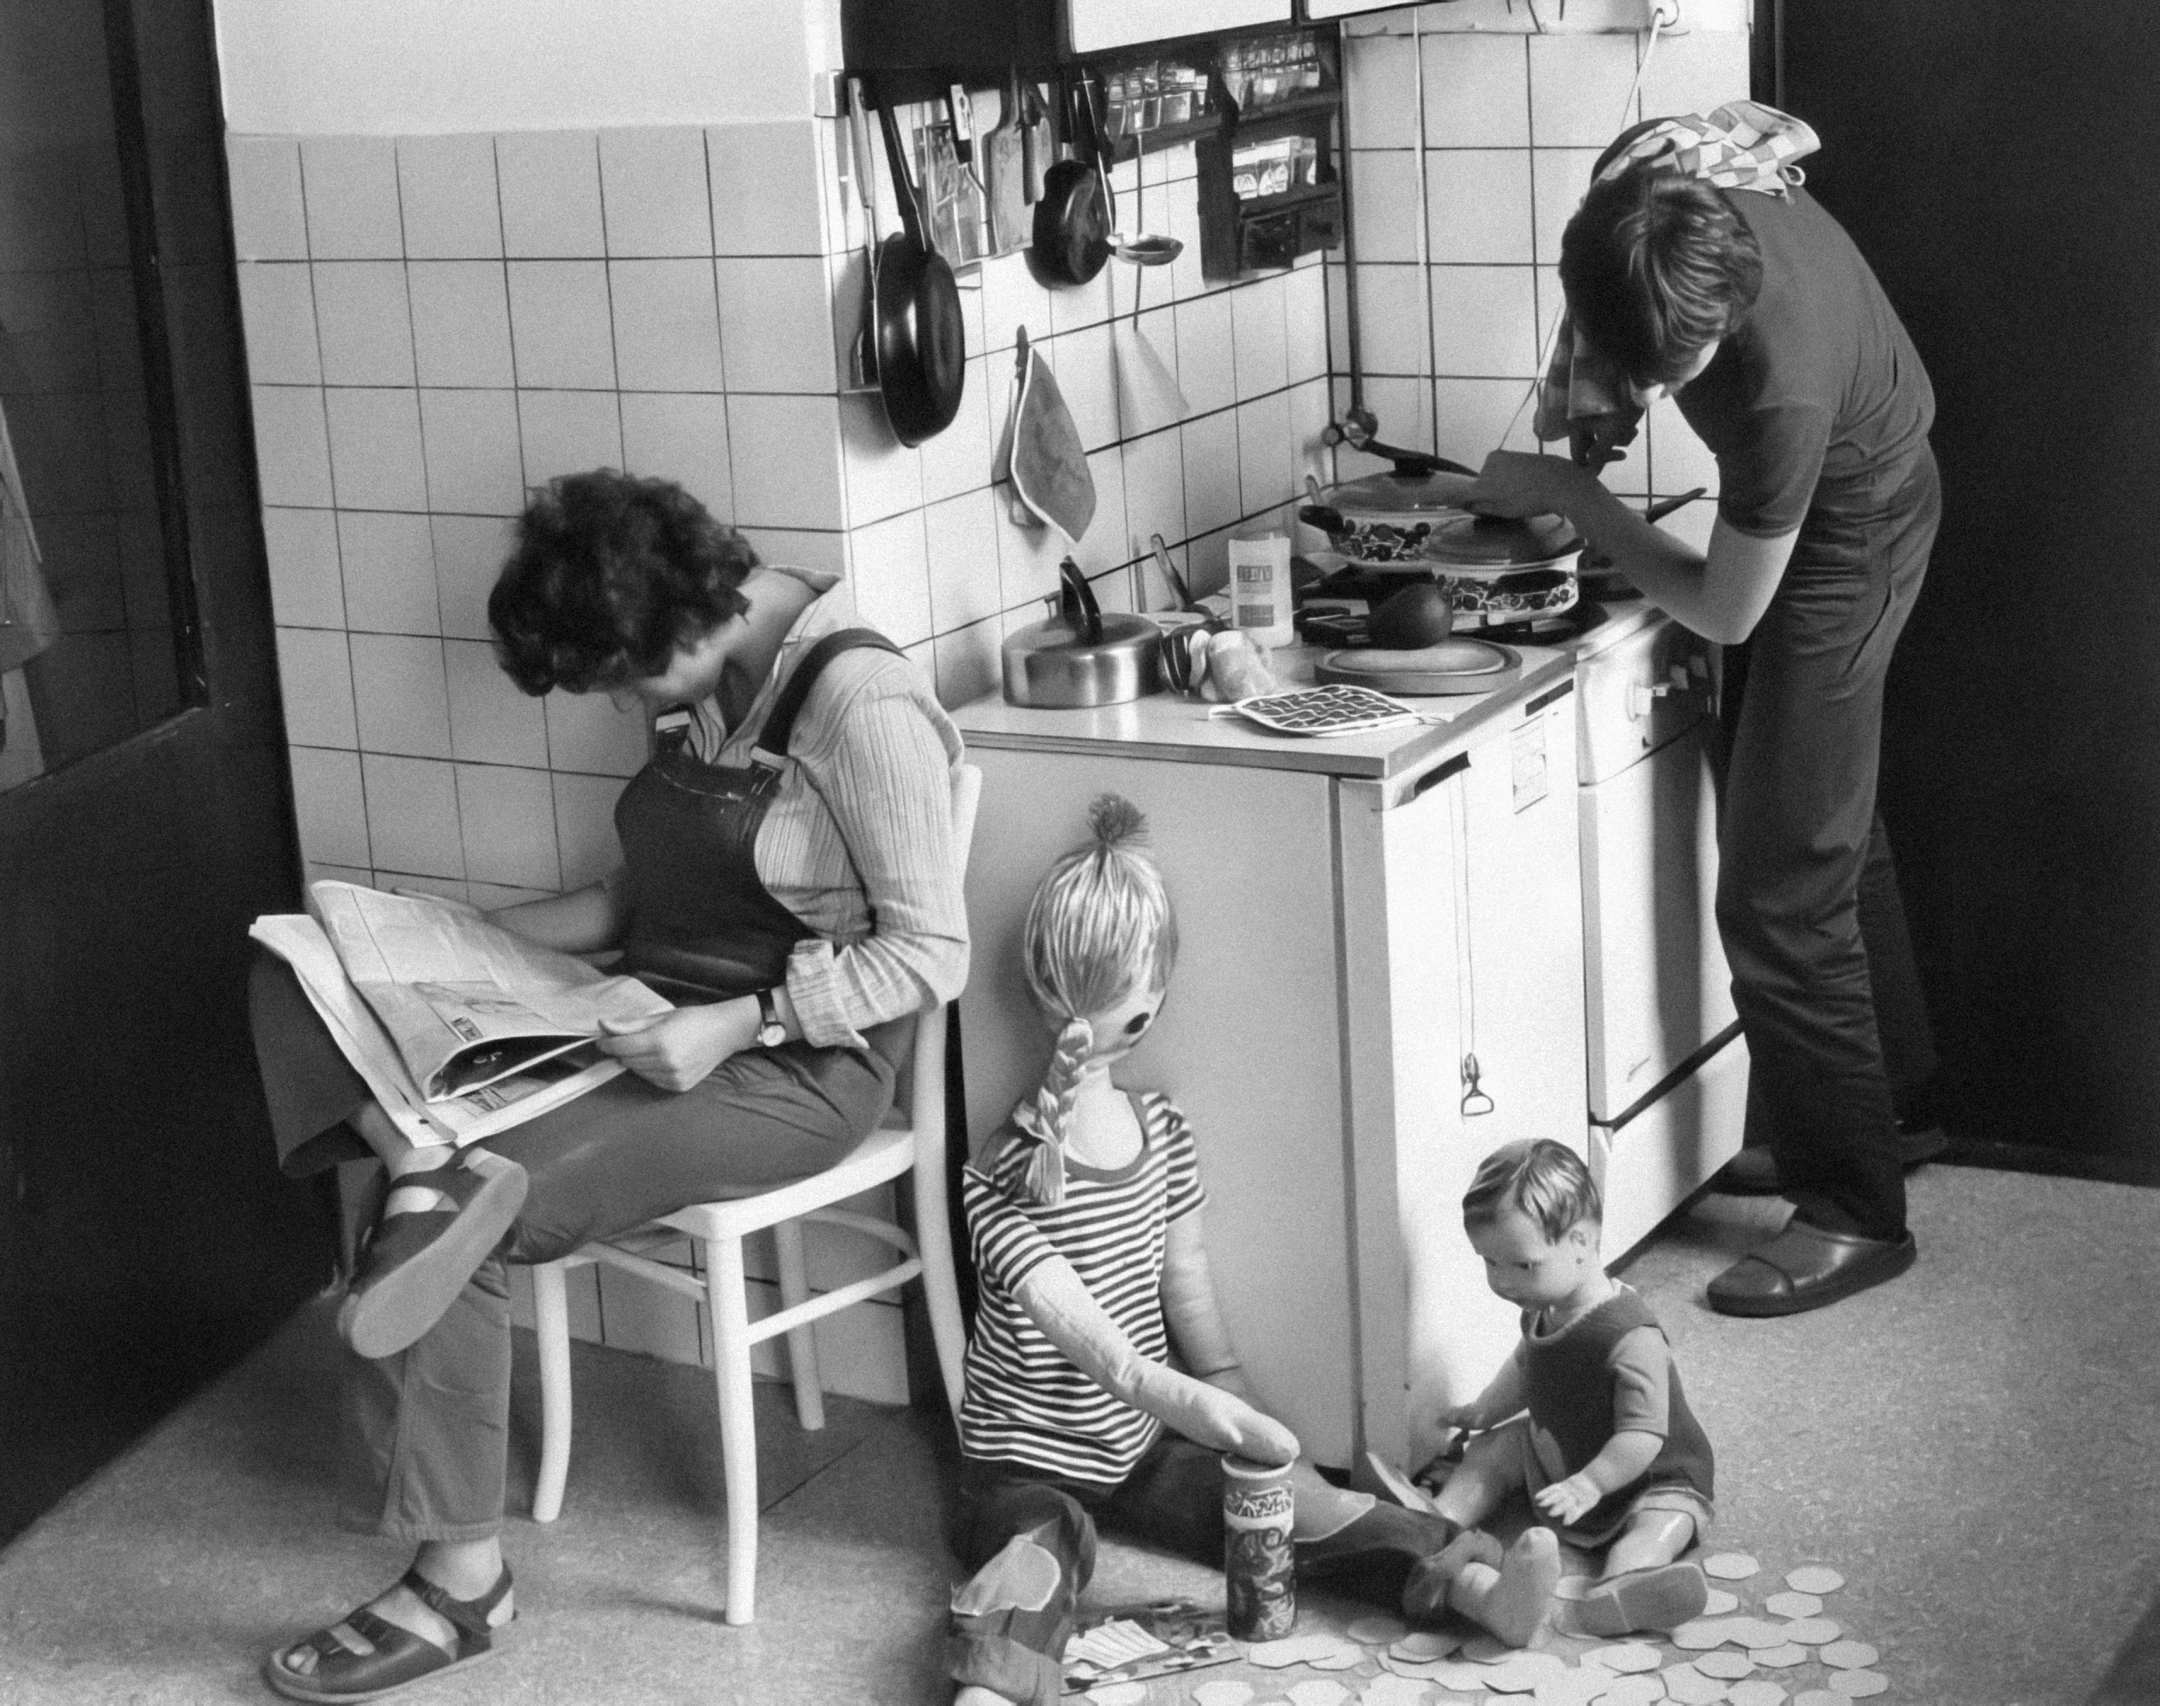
left=1001, top=557, right=1162, bottom=707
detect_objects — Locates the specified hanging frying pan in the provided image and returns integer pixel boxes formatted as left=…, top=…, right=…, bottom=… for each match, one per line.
left=1032, top=74, right=1112, bottom=287
left=869, top=90, right=966, bottom=446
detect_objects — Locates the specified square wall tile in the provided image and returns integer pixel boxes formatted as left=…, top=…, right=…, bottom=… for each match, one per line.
left=924, top=488, right=1002, bottom=635
left=1068, top=450, right=1128, bottom=578
left=729, top=394, right=844, bottom=529
left=361, top=753, right=463, bottom=878
left=506, top=260, right=616, bottom=390
left=837, top=392, right=923, bottom=526
left=275, top=627, right=356, bottom=748
left=1529, top=33, right=1641, bottom=147
left=1289, top=376, right=1335, bottom=504
left=846, top=510, right=932, bottom=647
left=1348, top=150, right=1423, bottom=265
left=421, top=389, right=525, bottom=517
left=1351, top=374, right=1435, bottom=470
left=1430, top=265, right=1538, bottom=377
left=1428, top=150, right=1535, bottom=265
left=994, top=483, right=1065, bottom=610
left=1113, top=308, right=1186, bottom=440
left=544, top=690, right=648, bottom=777
left=300, top=137, right=403, bottom=259
left=497, top=132, right=605, bottom=259
left=600, top=128, right=714, bottom=258
left=409, top=261, right=514, bottom=388
left=610, top=259, right=724, bottom=392
left=621, top=392, right=732, bottom=520
left=1355, top=264, right=1430, bottom=377
left=932, top=617, right=1001, bottom=711
left=518, top=390, right=624, bottom=487
left=712, top=255, right=837, bottom=393
left=1046, top=259, right=1114, bottom=338
left=1047, top=323, right=1119, bottom=455
left=236, top=264, right=320, bottom=386
left=1635, top=27, right=1752, bottom=123
left=250, top=387, right=333, bottom=508
left=553, top=771, right=627, bottom=888
left=1345, top=32, right=1422, bottom=150
left=339, top=510, right=439, bottom=635
left=288, top=745, right=371, bottom=868
left=397, top=135, right=502, bottom=260
left=433, top=514, right=517, bottom=641
left=1237, top=389, right=1294, bottom=517
left=1173, top=291, right=1236, bottom=418
left=1532, top=149, right=1602, bottom=266
left=976, top=250, right=1052, bottom=355
left=227, top=137, right=307, bottom=260
left=1422, top=34, right=1530, bottom=149
left=312, top=261, right=415, bottom=387
left=1286, top=265, right=1328, bottom=385
left=326, top=388, right=428, bottom=511
left=1119, top=426, right=1185, bottom=565
left=456, top=763, right=562, bottom=890
left=1180, top=410, right=1241, bottom=539
left=1432, top=377, right=1535, bottom=468
left=446, top=639, right=546, bottom=766
left=919, top=355, right=996, bottom=505
left=1231, top=273, right=1289, bottom=399
left=261, top=506, right=345, bottom=628
left=708, top=119, right=827, bottom=257
left=350, top=632, right=452, bottom=757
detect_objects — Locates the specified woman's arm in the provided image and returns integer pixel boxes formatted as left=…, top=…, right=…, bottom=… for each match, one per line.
left=487, top=868, right=632, bottom=954
left=1471, top=451, right=1796, bottom=645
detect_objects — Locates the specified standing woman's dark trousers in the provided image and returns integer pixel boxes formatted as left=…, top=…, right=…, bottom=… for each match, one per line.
left=1715, top=444, right=1941, bottom=1242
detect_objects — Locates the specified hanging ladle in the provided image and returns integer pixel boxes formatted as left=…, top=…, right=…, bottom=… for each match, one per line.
left=1101, top=92, right=1181, bottom=267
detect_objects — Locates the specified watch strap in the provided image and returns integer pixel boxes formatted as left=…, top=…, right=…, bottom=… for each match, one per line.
left=754, top=986, right=787, bottom=1047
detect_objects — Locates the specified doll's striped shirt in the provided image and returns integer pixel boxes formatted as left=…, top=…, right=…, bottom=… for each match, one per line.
left=958, top=1092, right=1206, bottom=1486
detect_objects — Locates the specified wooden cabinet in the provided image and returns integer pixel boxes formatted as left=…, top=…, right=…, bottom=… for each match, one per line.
left=953, top=653, right=1586, bottom=1472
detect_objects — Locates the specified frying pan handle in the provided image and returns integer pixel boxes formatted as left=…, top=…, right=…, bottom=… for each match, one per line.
left=1644, top=486, right=1708, bottom=524
left=1057, top=556, right=1105, bottom=644
left=845, top=78, right=879, bottom=251
left=1322, top=414, right=1475, bottom=478
left=873, top=90, right=931, bottom=253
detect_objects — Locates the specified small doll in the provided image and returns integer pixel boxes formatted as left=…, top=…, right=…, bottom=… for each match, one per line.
left=948, top=798, right=1554, bottom=1706
left=1428, top=1138, right=1716, bottom=1638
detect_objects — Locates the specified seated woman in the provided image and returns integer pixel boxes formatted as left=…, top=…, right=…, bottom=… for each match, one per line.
left=250, top=469, right=969, bottom=1703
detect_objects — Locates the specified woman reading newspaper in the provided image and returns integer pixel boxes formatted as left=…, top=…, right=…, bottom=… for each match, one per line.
left=248, top=469, right=969, bottom=1703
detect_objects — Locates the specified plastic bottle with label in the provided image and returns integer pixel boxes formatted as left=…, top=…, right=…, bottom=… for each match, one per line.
left=1226, top=523, right=1295, bottom=649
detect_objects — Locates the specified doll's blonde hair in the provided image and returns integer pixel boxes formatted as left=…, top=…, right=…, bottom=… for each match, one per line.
left=1011, top=795, right=1178, bottom=1204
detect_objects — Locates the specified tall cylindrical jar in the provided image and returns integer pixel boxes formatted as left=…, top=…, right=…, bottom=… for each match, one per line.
left=1226, top=524, right=1295, bottom=649
left=1222, top=1454, right=1296, bottom=1640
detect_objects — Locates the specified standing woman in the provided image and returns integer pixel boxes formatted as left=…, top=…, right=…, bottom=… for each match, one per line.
left=248, top=470, right=968, bottom=1701
left=1470, top=109, right=1940, bottom=1317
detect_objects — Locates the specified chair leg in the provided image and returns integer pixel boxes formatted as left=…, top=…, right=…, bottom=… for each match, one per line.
left=772, top=1222, right=826, bottom=1432
left=913, top=1151, right=970, bottom=1417
left=705, top=1234, right=761, bottom=1626
left=531, top=1260, right=572, bottom=1523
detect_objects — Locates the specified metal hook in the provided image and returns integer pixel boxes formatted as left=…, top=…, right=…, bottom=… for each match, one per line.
left=1461, top=1052, right=1495, bottom=1118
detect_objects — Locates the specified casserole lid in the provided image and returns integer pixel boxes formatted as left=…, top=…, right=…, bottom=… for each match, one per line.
left=1324, top=467, right=1478, bottom=519
left=1425, top=511, right=1577, bottom=567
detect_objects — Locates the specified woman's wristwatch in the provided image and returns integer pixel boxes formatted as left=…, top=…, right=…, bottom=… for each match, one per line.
left=753, top=987, right=787, bottom=1049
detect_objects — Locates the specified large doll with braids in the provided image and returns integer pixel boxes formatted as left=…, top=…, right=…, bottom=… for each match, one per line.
left=948, top=797, right=1560, bottom=1706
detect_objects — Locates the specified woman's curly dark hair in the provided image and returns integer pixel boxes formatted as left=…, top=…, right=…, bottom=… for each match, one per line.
left=488, top=470, right=757, bottom=696
left=1560, top=164, right=1762, bottom=390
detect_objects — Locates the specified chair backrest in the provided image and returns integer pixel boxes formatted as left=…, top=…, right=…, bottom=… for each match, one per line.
left=893, top=762, right=982, bottom=1118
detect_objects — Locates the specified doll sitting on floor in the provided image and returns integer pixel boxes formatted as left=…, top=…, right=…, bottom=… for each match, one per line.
left=949, top=797, right=1558, bottom=1706
left=1426, top=1139, right=1716, bottom=1638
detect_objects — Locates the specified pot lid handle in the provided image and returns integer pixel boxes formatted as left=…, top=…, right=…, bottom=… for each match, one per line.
left=1057, top=556, right=1103, bottom=644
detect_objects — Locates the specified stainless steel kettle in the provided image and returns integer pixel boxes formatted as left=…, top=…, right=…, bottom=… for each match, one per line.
left=1001, top=557, right=1162, bottom=707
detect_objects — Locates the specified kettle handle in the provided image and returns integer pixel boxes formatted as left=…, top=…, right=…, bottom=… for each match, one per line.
left=1057, top=556, right=1104, bottom=644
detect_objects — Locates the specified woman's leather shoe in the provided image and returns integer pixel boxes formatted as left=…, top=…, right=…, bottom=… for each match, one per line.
left=1714, top=1120, right=1950, bottom=1196
left=1707, top=1220, right=1917, bottom=1317
left=337, top=1150, right=527, bottom=1358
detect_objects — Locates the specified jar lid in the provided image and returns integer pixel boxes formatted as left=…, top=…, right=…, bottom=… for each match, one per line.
left=1323, top=467, right=1478, bottom=518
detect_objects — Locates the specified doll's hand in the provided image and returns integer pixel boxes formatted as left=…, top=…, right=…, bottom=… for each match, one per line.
left=1189, top=1384, right=1299, bottom=1467
left=1533, top=1473, right=1603, bottom=1525
left=597, top=1004, right=747, bottom=1092
left=1436, top=1403, right=1484, bottom=1435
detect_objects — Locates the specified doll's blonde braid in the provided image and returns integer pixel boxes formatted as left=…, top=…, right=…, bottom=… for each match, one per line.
left=1018, top=1015, right=1095, bottom=1207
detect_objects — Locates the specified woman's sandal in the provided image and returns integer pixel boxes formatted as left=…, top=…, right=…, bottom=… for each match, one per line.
left=263, top=1565, right=513, bottom=1703
left=337, top=1149, right=528, bottom=1359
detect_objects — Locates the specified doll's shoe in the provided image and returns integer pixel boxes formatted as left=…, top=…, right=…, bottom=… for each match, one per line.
left=337, top=1150, right=527, bottom=1359
left=1571, top=1560, right=1709, bottom=1636
left=1446, top=1527, right=1560, bottom=1649
left=264, top=1564, right=513, bottom=1701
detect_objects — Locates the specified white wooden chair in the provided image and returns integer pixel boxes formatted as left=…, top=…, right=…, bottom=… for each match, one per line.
left=528, top=762, right=980, bottom=1625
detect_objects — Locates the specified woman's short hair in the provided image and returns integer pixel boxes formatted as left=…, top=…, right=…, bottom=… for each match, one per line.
left=1559, top=165, right=1763, bottom=390
left=1462, top=1138, right=1602, bottom=1243
left=488, top=469, right=757, bottom=696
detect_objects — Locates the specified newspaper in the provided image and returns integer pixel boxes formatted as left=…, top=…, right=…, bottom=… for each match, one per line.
left=250, top=882, right=674, bottom=1148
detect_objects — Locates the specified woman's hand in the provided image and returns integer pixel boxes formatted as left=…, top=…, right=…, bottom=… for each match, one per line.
left=596, top=1002, right=754, bottom=1092
left=1437, top=1402, right=1484, bottom=1434
left=1468, top=450, right=1587, bottom=520
left=1532, top=1472, right=1603, bottom=1525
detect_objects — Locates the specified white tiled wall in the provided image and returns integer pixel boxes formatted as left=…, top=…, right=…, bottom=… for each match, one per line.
left=1335, top=6, right=1751, bottom=540
left=231, top=102, right=1337, bottom=1401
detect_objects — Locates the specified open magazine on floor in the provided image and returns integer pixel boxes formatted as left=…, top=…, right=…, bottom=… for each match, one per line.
left=249, top=882, right=674, bottom=1148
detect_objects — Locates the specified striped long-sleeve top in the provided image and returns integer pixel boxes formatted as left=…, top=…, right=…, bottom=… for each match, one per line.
left=958, top=1091, right=1206, bottom=1485
left=678, top=568, right=968, bottom=1048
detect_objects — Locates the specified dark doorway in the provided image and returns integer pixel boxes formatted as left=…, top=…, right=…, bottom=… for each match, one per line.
left=0, top=0, right=324, bottom=1543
